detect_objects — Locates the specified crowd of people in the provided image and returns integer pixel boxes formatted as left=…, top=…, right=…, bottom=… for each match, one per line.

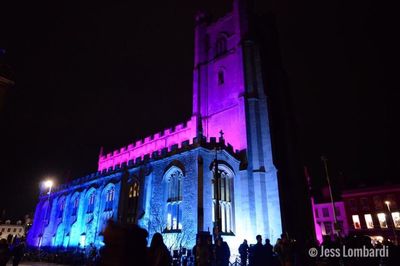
left=0, top=237, right=26, bottom=266
left=238, top=233, right=400, bottom=266
left=1, top=222, right=400, bottom=266
left=238, top=234, right=292, bottom=266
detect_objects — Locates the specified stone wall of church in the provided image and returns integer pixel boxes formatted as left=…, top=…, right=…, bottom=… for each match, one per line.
left=27, top=172, right=123, bottom=248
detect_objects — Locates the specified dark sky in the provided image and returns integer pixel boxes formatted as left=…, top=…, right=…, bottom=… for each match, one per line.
left=0, top=0, right=398, bottom=220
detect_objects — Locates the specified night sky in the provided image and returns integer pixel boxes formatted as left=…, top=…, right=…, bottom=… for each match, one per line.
left=0, top=0, right=398, bottom=220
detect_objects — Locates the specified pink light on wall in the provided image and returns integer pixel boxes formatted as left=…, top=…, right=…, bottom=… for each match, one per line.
left=193, top=6, right=249, bottom=152
left=98, top=117, right=197, bottom=171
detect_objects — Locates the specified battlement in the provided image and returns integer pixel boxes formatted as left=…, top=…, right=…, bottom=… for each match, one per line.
left=98, top=117, right=197, bottom=171
left=42, top=135, right=240, bottom=196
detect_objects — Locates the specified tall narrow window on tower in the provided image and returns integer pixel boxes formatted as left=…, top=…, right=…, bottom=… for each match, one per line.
left=165, top=166, right=183, bottom=231
left=216, top=36, right=227, bottom=56
left=218, top=70, right=224, bottom=85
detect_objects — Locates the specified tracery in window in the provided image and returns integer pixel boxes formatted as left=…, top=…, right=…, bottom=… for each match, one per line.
left=164, top=166, right=183, bottom=231
left=212, top=165, right=233, bottom=234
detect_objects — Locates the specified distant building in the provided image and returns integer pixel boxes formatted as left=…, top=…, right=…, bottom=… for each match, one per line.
left=312, top=201, right=349, bottom=244
left=28, top=0, right=283, bottom=252
left=0, top=220, right=25, bottom=241
left=342, top=185, right=400, bottom=244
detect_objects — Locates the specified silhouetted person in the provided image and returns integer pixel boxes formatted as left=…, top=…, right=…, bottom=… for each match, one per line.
left=249, top=235, right=264, bottom=266
left=11, top=238, right=25, bottom=266
left=275, top=234, right=292, bottom=266
left=98, top=220, right=149, bottom=266
left=193, top=236, right=212, bottom=266
left=238, top=239, right=248, bottom=266
left=0, top=239, right=10, bottom=266
left=264, top=239, right=273, bottom=265
left=215, top=237, right=230, bottom=266
left=149, top=233, right=172, bottom=266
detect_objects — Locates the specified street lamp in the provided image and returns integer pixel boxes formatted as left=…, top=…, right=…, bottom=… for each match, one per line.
left=43, top=179, right=54, bottom=194
left=39, top=179, right=54, bottom=249
left=384, top=201, right=398, bottom=245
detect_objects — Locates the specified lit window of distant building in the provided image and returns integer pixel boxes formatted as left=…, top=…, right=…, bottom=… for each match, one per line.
left=377, top=213, right=388, bottom=228
left=352, top=215, right=361, bottom=229
left=364, top=214, right=374, bottom=229
left=391, top=212, right=400, bottom=228
left=322, top=208, right=329, bottom=217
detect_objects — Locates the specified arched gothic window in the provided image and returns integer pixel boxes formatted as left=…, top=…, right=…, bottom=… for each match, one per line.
left=167, top=169, right=183, bottom=202
left=129, top=182, right=140, bottom=198
left=212, top=165, right=233, bottom=234
left=105, top=187, right=115, bottom=211
left=87, top=192, right=95, bottom=214
left=164, top=166, right=183, bottom=231
left=127, top=181, right=140, bottom=224
left=57, top=197, right=65, bottom=219
left=216, top=36, right=227, bottom=56
left=167, top=203, right=182, bottom=231
left=72, top=194, right=79, bottom=217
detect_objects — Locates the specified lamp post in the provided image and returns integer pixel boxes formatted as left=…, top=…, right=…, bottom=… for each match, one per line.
left=321, top=156, right=339, bottom=237
left=40, top=179, right=53, bottom=248
left=212, top=131, right=224, bottom=243
left=212, top=149, right=221, bottom=242
left=384, top=201, right=398, bottom=245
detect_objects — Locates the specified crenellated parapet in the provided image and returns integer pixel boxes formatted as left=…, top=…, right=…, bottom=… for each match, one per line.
left=97, top=115, right=243, bottom=173
left=98, top=116, right=197, bottom=172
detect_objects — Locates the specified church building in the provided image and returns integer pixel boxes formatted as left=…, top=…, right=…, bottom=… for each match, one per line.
left=27, top=0, right=283, bottom=252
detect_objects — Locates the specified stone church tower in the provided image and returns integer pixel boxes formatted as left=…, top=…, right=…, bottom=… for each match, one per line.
left=193, top=0, right=282, bottom=241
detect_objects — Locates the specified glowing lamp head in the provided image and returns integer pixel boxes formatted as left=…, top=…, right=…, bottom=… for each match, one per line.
left=43, top=180, right=54, bottom=189
left=384, top=201, right=390, bottom=206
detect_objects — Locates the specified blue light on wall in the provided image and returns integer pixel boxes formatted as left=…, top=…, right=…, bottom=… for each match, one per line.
left=27, top=174, right=122, bottom=249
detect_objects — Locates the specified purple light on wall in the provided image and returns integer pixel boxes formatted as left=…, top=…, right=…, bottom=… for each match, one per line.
left=98, top=117, right=198, bottom=171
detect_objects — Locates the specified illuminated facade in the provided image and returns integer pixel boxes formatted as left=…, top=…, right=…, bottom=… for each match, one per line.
left=27, top=0, right=282, bottom=252
left=342, top=185, right=400, bottom=244
left=312, top=201, right=349, bottom=244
